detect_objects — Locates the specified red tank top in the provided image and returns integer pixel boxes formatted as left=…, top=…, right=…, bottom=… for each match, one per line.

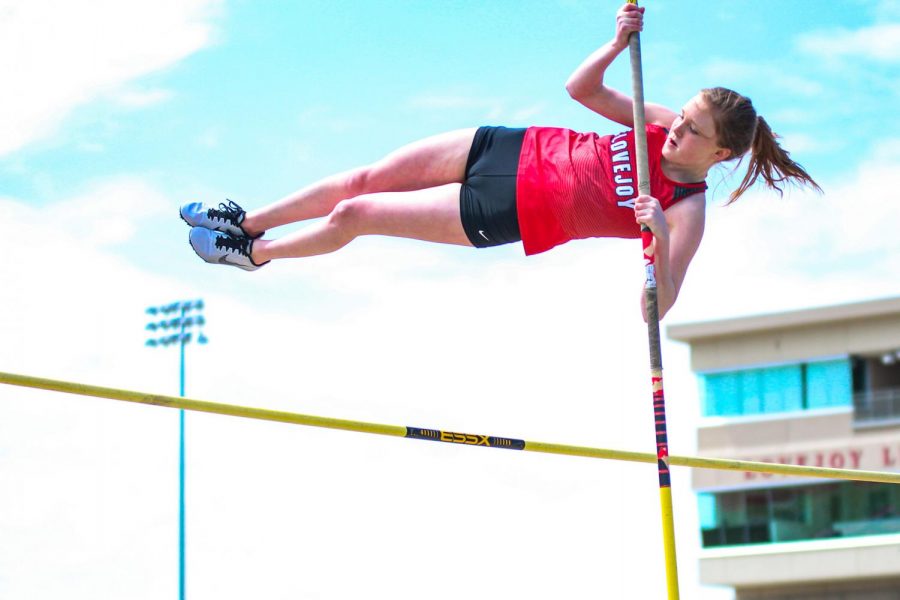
left=515, top=124, right=707, bottom=256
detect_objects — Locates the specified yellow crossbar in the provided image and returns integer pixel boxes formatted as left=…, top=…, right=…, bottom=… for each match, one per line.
left=1, top=370, right=898, bottom=485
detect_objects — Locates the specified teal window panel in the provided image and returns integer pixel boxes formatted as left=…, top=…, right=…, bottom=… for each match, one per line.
left=698, top=493, right=718, bottom=529
left=711, top=371, right=742, bottom=416
left=806, top=359, right=852, bottom=409
left=698, top=376, right=711, bottom=417
left=741, top=369, right=762, bottom=415
left=701, top=365, right=803, bottom=417
left=763, top=365, right=803, bottom=413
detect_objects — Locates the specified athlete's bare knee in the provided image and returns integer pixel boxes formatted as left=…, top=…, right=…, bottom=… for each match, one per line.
left=344, top=168, right=367, bottom=198
left=349, top=153, right=411, bottom=196
left=327, top=198, right=369, bottom=236
left=345, top=165, right=382, bottom=198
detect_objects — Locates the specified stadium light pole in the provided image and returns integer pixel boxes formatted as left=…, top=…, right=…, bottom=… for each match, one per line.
left=145, top=299, right=207, bottom=600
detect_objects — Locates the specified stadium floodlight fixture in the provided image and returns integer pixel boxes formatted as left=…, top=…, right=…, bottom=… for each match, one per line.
left=144, top=298, right=207, bottom=600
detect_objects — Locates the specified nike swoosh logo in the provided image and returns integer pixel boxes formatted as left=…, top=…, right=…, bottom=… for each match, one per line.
left=217, top=255, right=240, bottom=266
left=478, top=230, right=490, bottom=241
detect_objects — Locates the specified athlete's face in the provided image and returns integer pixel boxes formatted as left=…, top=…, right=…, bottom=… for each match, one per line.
left=662, top=95, right=731, bottom=170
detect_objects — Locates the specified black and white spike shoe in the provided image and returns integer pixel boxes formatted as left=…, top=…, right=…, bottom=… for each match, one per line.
left=188, top=227, right=268, bottom=271
left=180, top=199, right=261, bottom=239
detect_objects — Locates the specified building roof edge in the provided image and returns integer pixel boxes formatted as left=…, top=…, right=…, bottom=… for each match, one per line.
left=668, top=296, right=900, bottom=342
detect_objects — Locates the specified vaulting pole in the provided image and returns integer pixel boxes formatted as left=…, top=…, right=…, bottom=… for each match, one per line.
left=626, top=2, right=680, bottom=598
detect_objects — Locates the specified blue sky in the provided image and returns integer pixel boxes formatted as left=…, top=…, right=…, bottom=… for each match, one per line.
left=2, top=1, right=900, bottom=599
left=9, top=0, right=899, bottom=210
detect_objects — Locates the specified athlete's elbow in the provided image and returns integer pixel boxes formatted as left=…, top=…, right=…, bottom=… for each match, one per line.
left=643, top=304, right=670, bottom=323
left=565, top=79, right=583, bottom=100
left=658, top=304, right=671, bottom=322
left=641, top=287, right=677, bottom=323
left=565, top=76, right=594, bottom=101
left=658, top=290, right=679, bottom=321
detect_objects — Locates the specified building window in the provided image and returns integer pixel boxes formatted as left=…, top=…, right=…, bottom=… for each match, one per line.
left=700, top=359, right=852, bottom=418
left=852, top=354, right=900, bottom=424
left=698, top=481, right=900, bottom=548
left=807, top=360, right=853, bottom=409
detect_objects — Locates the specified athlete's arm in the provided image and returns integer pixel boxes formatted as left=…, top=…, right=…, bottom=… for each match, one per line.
left=565, top=3, right=677, bottom=129
left=635, top=193, right=706, bottom=321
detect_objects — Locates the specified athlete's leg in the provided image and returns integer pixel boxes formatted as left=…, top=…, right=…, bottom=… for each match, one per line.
left=241, top=128, right=477, bottom=237
left=251, top=184, right=472, bottom=262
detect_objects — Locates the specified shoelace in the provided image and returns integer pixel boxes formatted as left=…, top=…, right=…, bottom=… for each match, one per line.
left=214, top=233, right=252, bottom=257
left=206, top=200, right=243, bottom=225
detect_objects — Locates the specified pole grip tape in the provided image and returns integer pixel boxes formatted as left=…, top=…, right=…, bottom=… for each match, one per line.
left=406, top=427, right=526, bottom=450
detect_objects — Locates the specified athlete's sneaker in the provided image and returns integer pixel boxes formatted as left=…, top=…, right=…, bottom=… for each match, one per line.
left=180, top=199, right=261, bottom=238
left=188, top=227, right=268, bottom=271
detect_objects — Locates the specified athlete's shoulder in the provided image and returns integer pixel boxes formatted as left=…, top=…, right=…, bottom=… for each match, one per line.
left=646, top=123, right=670, bottom=138
left=665, top=191, right=707, bottom=225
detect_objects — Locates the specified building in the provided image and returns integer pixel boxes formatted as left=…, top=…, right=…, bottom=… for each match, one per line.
left=668, top=297, right=900, bottom=600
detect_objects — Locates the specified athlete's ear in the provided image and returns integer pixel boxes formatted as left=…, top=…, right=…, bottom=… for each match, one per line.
left=714, top=147, right=732, bottom=162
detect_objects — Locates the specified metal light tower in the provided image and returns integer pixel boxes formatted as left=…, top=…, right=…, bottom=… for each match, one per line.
left=145, top=299, right=207, bottom=600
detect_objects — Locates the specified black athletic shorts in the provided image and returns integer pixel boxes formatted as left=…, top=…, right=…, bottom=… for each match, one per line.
left=459, top=126, right=525, bottom=248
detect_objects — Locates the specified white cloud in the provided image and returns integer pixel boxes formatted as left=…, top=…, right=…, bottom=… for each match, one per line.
left=511, top=102, right=547, bottom=121
left=0, top=180, right=730, bottom=599
left=112, top=87, right=175, bottom=108
left=7, top=135, right=898, bottom=595
left=407, top=89, right=546, bottom=124
left=702, top=59, right=825, bottom=97
left=777, top=132, right=842, bottom=155
left=75, top=141, right=106, bottom=153
left=31, top=176, right=172, bottom=246
left=11, top=148, right=900, bottom=600
left=876, top=0, right=900, bottom=19
left=195, top=126, right=222, bottom=149
left=296, top=105, right=370, bottom=134
left=7, top=147, right=898, bottom=600
left=0, top=0, right=221, bottom=156
left=768, top=107, right=819, bottom=127
left=673, top=139, right=900, bottom=323
left=869, top=137, right=900, bottom=160
left=797, top=23, right=900, bottom=62
left=0, top=190, right=209, bottom=600
left=408, top=92, right=496, bottom=111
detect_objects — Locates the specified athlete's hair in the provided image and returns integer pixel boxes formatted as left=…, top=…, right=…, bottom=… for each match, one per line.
left=701, top=87, right=822, bottom=204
